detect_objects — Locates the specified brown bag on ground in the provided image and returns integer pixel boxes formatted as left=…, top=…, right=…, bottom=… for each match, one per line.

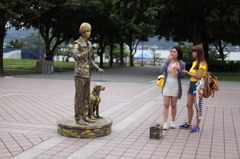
left=202, top=72, right=219, bottom=98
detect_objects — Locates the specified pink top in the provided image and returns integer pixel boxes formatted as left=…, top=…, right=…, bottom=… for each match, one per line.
left=168, top=63, right=180, bottom=69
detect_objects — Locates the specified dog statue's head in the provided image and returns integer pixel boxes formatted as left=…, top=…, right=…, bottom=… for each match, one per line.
left=93, top=83, right=105, bottom=92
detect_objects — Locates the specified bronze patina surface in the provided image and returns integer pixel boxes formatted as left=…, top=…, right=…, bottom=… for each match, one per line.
left=150, top=123, right=163, bottom=139
left=89, top=83, right=105, bottom=120
left=73, top=22, right=104, bottom=125
left=57, top=116, right=112, bottom=138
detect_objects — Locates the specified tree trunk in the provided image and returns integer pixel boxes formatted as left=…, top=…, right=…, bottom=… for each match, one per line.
left=192, top=28, right=201, bottom=45
left=202, top=41, right=209, bottom=61
left=0, top=22, right=5, bottom=74
left=109, top=40, right=113, bottom=67
left=99, top=50, right=104, bottom=68
left=217, top=40, right=225, bottom=61
left=219, top=49, right=224, bottom=61
left=0, top=40, right=4, bottom=74
left=45, top=41, right=51, bottom=57
left=128, top=44, right=134, bottom=66
left=130, top=54, right=134, bottom=66
left=120, top=42, right=124, bottom=68
left=202, top=32, right=209, bottom=61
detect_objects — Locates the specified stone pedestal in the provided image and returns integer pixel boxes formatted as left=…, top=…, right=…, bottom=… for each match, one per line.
left=57, top=116, right=113, bottom=138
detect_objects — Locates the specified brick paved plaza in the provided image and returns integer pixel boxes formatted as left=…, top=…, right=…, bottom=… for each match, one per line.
left=0, top=67, right=240, bottom=159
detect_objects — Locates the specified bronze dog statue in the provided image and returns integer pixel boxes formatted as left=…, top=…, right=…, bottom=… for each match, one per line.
left=88, top=83, right=105, bottom=121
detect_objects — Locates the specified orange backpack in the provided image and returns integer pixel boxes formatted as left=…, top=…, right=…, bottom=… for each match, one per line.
left=202, top=72, right=219, bottom=98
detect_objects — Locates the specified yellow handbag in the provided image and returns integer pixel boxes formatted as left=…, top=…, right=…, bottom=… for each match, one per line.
left=156, top=75, right=164, bottom=87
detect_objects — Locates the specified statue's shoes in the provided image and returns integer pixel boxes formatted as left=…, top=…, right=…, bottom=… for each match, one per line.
left=76, top=120, right=89, bottom=125
left=86, top=119, right=95, bottom=123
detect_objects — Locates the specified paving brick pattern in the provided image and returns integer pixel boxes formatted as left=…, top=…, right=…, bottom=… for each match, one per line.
left=0, top=67, right=240, bottom=159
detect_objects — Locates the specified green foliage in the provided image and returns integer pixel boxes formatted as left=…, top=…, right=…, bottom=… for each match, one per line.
left=149, top=48, right=161, bottom=65
left=6, top=39, right=24, bottom=48
left=55, top=44, right=73, bottom=62
left=18, top=0, right=86, bottom=57
left=209, top=61, right=240, bottom=73
left=155, top=0, right=240, bottom=59
left=3, top=59, right=37, bottom=66
left=182, top=44, right=230, bottom=62
left=3, top=58, right=75, bottom=68
left=208, top=47, right=228, bottom=61
left=2, top=0, right=240, bottom=75
left=112, top=44, right=129, bottom=58
left=182, top=45, right=193, bottom=62
left=5, top=33, right=46, bottom=55
left=186, top=59, right=240, bottom=73
left=0, top=0, right=51, bottom=73
left=93, top=44, right=129, bottom=60
left=22, top=33, right=45, bottom=49
left=112, top=0, right=159, bottom=66
left=183, top=71, right=240, bottom=81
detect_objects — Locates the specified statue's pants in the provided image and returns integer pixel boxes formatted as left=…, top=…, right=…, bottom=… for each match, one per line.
left=74, top=77, right=90, bottom=120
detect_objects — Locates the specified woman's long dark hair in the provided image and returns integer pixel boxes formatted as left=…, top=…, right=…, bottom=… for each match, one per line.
left=192, top=45, right=208, bottom=70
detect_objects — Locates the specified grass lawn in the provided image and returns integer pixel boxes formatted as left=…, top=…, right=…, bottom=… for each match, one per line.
left=206, top=72, right=240, bottom=81
left=3, top=59, right=75, bottom=68
left=1, top=59, right=240, bottom=81
left=1, top=70, right=39, bottom=76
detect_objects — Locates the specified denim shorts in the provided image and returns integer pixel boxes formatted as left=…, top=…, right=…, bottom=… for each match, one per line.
left=188, top=81, right=197, bottom=95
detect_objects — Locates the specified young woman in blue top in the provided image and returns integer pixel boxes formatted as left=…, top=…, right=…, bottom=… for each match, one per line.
left=160, top=46, right=185, bottom=130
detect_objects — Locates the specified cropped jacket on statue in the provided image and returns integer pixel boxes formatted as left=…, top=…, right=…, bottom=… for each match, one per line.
left=73, top=36, right=100, bottom=78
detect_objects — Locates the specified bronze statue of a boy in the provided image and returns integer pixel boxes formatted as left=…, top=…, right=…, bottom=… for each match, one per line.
left=73, top=22, right=104, bottom=125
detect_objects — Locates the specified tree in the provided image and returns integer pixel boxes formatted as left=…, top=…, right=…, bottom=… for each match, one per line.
left=0, top=0, right=46, bottom=73
left=88, top=0, right=116, bottom=68
left=112, top=0, right=159, bottom=66
left=6, top=32, right=46, bottom=56
left=212, top=40, right=228, bottom=61
left=6, top=39, right=24, bottom=48
left=55, top=44, right=73, bottom=62
left=21, top=33, right=45, bottom=51
left=206, top=1, right=240, bottom=61
left=182, top=44, right=228, bottom=62
left=19, top=0, right=78, bottom=60
left=155, top=0, right=240, bottom=61
left=208, top=45, right=228, bottom=61
left=182, top=45, right=193, bottom=62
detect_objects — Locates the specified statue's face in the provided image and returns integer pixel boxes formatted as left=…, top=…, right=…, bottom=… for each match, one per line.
left=82, top=30, right=91, bottom=39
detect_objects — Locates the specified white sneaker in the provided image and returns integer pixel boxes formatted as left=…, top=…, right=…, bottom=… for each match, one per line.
left=170, top=121, right=175, bottom=129
left=163, top=122, right=168, bottom=130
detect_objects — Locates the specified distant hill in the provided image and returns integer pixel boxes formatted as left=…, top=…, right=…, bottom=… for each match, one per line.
left=4, top=28, right=38, bottom=47
left=3, top=27, right=183, bottom=49
left=139, top=36, right=180, bottom=50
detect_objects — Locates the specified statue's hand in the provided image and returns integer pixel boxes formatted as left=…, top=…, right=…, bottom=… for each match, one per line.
left=99, top=68, right=104, bottom=75
left=89, top=45, right=96, bottom=53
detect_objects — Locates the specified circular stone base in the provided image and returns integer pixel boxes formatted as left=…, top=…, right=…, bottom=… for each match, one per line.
left=57, top=116, right=113, bottom=138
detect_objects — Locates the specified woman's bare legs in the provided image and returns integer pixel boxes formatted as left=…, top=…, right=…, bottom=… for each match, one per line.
left=171, top=97, right=178, bottom=121
left=163, top=96, right=170, bottom=122
left=187, top=93, right=196, bottom=124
